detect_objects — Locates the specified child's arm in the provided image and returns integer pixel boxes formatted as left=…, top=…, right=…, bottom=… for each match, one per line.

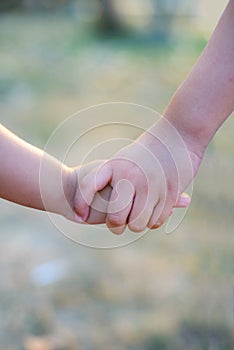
left=0, top=124, right=189, bottom=224
left=0, top=124, right=63, bottom=212
left=74, top=0, right=234, bottom=234
left=0, top=124, right=108, bottom=223
left=165, top=0, right=234, bottom=155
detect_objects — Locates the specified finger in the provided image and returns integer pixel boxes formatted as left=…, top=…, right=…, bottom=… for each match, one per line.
left=174, top=192, right=191, bottom=208
left=106, top=179, right=135, bottom=235
left=127, top=192, right=155, bottom=233
left=148, top=199, right=173, bottom=229
left=148, top=192, right=189, bottom=229
left=152, top=194, right=190, bottom=231
left=87, top=184, right=112, bottom=224
left=64, top=211, right=88, bottom=224
left=156, top=204, right=174, bottom=228
left=74, top=162, right=112, bottom=221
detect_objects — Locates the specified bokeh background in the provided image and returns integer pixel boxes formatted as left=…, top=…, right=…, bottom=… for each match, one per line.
left=0, top=0, right=234, bottom=349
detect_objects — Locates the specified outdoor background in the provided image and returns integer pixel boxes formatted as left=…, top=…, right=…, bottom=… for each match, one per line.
left=0, top=0, right=234, bottom=349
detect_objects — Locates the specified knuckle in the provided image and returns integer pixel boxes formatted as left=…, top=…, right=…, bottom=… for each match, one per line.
left=74, top=203, right=86, bottom=217
left=74, top=194, right=88, bottom=213
left=109, top=226, right=125, bottom=235
left=149, top=221, right=161, bottom=230
left=107, top=213, right=125, bottom=227
left=75, top=195, right=87, bottom=209
left=153, top=221, right=162, bottom=229
left=73, top=197, right=82, bottom=211
left=128, top=221, right=146, bottom=233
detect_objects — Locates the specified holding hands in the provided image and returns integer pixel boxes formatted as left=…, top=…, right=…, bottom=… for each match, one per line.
left=1, top=0, right=233, bottom=235
left=71, top=0, right=234, bottom=234
left=72, top=118, right=200, bottom=234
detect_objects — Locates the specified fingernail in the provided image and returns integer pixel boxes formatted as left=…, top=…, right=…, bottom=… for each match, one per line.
left=180, top=195, right=191, bottom=205
left=75, top=215, right=85, bottom=223
left=181, top=193, right=190, bottom=199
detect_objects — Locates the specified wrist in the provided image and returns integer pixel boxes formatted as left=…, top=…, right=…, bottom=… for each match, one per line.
left=60, top=165, right=77, bottom=217
left=44, top=164, right=77, bottom=217
left=162, top=97, right=212, bottom=159
left=164, top=118, right=207, bottom=161
left=138, top=115, right=204, bottom=184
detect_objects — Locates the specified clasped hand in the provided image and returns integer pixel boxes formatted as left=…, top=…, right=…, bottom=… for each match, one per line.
left=68, top=121, right=202, bottom=234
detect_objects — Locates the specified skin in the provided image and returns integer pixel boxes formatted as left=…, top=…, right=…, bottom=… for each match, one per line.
left=0, top=125, right=189, bottom=224
left=74, top=0, right=234, bottom=234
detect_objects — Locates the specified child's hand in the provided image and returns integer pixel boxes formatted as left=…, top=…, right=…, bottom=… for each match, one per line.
left=65, top=160, right=191, bottom=227
left=73, top=120, right=202, bottom=233
left=63, top=160, right=111, bottom=224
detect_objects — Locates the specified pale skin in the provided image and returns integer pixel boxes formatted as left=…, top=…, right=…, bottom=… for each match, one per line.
left=0, top=125, right=188, bottom=224
left=1, top=0, right=233, bottom=230
left=74, top=0, right=234, bottom=234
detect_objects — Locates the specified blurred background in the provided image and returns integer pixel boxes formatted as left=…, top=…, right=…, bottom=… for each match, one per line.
left=0, top=0, right=234, bottom=349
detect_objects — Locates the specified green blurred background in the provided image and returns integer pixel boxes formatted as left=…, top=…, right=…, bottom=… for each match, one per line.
left=0, top=1, right=234, bottom=349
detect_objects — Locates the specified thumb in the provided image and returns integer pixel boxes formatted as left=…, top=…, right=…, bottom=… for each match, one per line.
left=73, top=161, right=113, bottom=221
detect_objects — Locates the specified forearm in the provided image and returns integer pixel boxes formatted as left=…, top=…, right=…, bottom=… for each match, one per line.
left=163, top=0, right=234, bottom=155
left=0, top=124, right=73, bottom=214
left=0, top=124, right=114, bottom=223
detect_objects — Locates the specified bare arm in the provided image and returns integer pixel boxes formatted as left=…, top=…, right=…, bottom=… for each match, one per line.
left=0, top=124, right=73, bottom=214
left=0, top=124, right=189, bottom=226
left=164, top=0, right=234, bottom=155
left=0, top=123, right=115, bottom=223
left=74, top=0, right=234, bottom=233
